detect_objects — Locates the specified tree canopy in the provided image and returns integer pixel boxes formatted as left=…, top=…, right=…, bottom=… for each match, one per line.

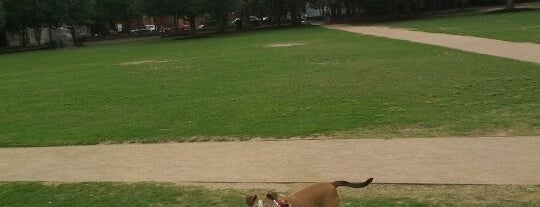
left=3, top=0, right=94, bottom=31
left=0, top=0, right=5, bottom=29
left=94, top=0, right=139, bottom=23
left=0, top=0, right=524, bottom=45
left=2, top=0, right=520, bottom=31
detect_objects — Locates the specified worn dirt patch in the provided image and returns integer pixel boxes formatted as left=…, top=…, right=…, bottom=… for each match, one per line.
left=265, top=43, right=305, bottom=48
left=119, top=60, right=175, bottom=66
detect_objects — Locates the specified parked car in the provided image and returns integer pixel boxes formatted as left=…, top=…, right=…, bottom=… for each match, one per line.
left=232, top=17, right=241, bottom=25
left=249, top=16, right=262, bottom=25
left=179, top=24, right=191, bottom=32
left=130, top=26, right=145, bottom=34
left=232, top=16, right=262, bottom=26
left=160, top=26, right=173, bottom=33
left=130, top=25, right=156, bottom=34
left=262, top=16, right=272, bottom=24
left=145, top=25, right=157, bottom=32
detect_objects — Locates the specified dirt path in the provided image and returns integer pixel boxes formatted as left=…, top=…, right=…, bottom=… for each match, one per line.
left=324, top=25, right=540, bottom=65
left=1, top=137, right=539, bottom=185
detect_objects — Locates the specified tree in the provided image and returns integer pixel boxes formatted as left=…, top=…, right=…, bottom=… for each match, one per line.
left=288, top=0, right=304, bottom=26
left=506, top=0, right=514, bottom=9
left=4, top=0, right=33, bottom=46
left=60, top=0, right=95, bottom=43
left=94, top=0, right=139, bottom=33
left=269, top=0, right=288, bottom=26
left=142, top=0, right=175, bottom=32
left=212, top=0, right=240, bottom=33
left=183, top=0, right=208, bottom=35
left=42, top=0, right=68, bottom=27
left=66, top=0, right=95, bottom=25
left=27, top=0, right=49, bottom=45
left=0, top=0, right=5, bottom=29
left=156, top=0, right=211, bottom=36
left=142, top=0, right=192, bottom=34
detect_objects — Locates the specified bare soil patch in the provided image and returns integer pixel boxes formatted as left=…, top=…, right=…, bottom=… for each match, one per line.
left=265, top=43, right=306, bottom=48
left=119, top=60, right=175, bottom=66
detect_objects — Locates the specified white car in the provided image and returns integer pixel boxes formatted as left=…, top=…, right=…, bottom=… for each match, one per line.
left=145, top=25, right=156, bottom=32
left=130, top=25, right=157, bottom=34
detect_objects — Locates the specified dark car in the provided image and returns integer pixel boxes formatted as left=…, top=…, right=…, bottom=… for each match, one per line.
left=232, top=16, right=262, bottom=27
left=262, top=16, right=272, bottom=24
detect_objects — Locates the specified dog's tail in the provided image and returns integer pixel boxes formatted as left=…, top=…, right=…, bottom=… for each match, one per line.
left=332, top=178, right=373, bottom=188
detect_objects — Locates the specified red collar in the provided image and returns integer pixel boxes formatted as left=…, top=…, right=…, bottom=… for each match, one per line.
left=277, top=200, right=289, bottom=207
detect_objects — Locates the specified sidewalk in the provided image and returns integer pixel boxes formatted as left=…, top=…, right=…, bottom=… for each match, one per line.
left=325, top=25, right=540, bottom=65
left=1, top=137, right=539, bottom=185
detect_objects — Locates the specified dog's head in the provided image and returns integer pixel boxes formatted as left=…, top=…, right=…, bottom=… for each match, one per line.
left=245, top=192, right=285, bottom=207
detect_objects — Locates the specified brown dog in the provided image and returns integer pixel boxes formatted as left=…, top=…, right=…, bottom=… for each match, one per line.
left=245, top=178, right=373, bottom=207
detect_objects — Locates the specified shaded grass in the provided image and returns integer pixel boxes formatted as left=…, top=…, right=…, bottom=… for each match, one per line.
left=340, top=184, right=540, bottom=207
left=1, top=182, right=539, bottom=207
left=1, top=26, right=539, bottom=147
left=383, top=10, right=540, bottom=43
left=0, top=182, right=244, bottom=207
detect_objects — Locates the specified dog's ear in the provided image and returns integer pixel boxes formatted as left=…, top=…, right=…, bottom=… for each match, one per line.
left=266, top=191, right=279, bottom=200
left=245, top=195, right=257, bottom=207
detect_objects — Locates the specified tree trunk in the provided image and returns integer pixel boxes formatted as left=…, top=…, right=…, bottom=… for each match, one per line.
left=290, top=3, right=300, bottom=26
left=173, top=15, right=179, bottom=33
left=274, top=13, right=280, bottom=26
left=216, top=12, right=226, bottom=33
left=188, top=15, right=196, bottom=36
left=336, top=4, right=342, bottom=19
left=71, top=25, right=78, bottom=45
left=391, top=0, right=396, bottom=16
left=21, top=29, right=29, bottom=47
left=242, top=0, right=251, bottom=30
left=0, top=31, right=7, bottom=47
left=271, top=3, right=276, bottom=27
left=34, top=27, right=42, bottom=46
left=48, top=26, right=54, bottom=45
left=506, top=0, right=515, bottom=9
left=332, top=5, right=337, bottom=19
left=19, top=31, right=24, bottom=47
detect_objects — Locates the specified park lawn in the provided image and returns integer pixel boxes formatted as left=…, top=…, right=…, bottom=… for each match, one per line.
left=383, top=9, right=540, bottom=43
left=1, top=26, right=539, bottom=147
left=1, top=182, right=539, bottom=207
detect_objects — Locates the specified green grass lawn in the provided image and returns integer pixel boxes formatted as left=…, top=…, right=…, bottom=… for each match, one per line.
left=1, top=182, right=538, bottom=207
left=383, top=10, right=540, bottom=43
left=1, top=26, right=539, bottom=147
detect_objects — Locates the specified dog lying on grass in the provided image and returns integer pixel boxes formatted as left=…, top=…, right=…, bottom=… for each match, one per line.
left=245, top=178, right=373, bottom=207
